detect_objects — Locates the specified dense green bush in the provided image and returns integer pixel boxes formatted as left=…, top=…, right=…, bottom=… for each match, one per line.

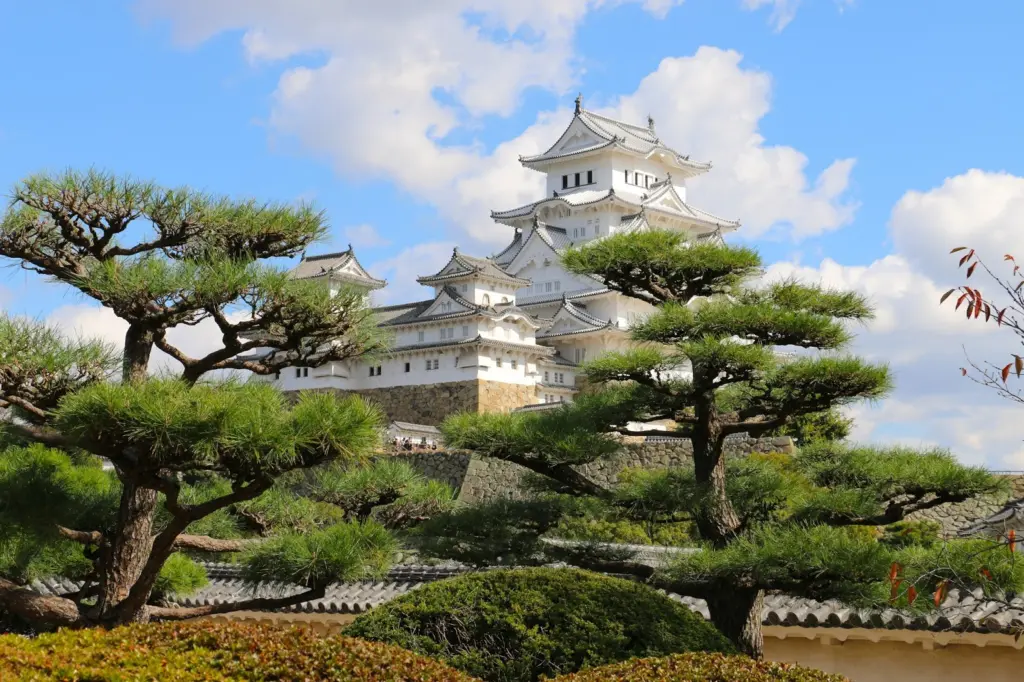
left=0, top=620, right=475, bottom=681
left=346, top=567, right=733, bottom=682
left=549, top=653, right=849, bottom=681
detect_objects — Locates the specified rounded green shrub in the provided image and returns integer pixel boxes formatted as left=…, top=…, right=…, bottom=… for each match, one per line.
left=345, top=567, right=733, bottom=682
left=549, top=653, right=849, bottom=681
left=0, top=620, right=475, bottom=681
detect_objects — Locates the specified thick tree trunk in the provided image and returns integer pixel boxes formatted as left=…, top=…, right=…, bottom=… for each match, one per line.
left=690, top=390, right=741, bottom=545
left=95, top=483, right=158, bottom=623
left=92, top=323, right=159, bottom=623
left=706, top=588, right=765, bottom=659
left=122, top=325, right=154, bottom=383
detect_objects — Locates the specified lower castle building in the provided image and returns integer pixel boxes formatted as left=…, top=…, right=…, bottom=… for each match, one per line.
left=254, top=97, right=739, bottom=425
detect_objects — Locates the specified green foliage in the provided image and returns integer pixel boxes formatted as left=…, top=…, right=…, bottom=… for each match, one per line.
left=0, top=445, right=119, bottom=581
left=769, top=409, right=852, bottom=443
left=152, top=553, right=208, bottom=598
left=0, top=316, right=118, bottom=419
left=0, top=620, right=475, bottom=681
left=561, top=230, right=761, bottom=304
left=441, top=403, right=621, bottom=468
left=346, top=568, right=733, bottom=682
left=241, top=520, right=395, bottom=588
left=548, top=653, right=848, bottom=682
left=54, top=379, right=384, bottom=481
left=879, top=520, right=942, bottom=549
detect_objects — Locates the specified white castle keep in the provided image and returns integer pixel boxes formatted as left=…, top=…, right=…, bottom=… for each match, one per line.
left=258, top=96, right=740, bottom=424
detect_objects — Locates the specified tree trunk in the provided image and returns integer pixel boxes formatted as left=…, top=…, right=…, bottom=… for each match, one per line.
left=690, top=389, right=741, bottom=545
left=93, top=323, right=159, bottom=623
left=706, top=588, right=765, bottom=659
left=95, top=482, right=158, bottom=623
left=122, top=325, right=154, bottom=383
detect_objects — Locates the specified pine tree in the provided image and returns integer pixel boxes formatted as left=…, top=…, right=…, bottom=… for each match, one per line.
left=0, top=170, right=451, bottom=628
left=420, top=230, right=1021, bottom=657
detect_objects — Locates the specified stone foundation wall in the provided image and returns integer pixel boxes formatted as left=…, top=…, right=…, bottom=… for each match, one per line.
left=330, top=380, right=536, bottom=425
left=390, top=435, right=796, bottom=503
left=907, top=474, right=1024, bottom=537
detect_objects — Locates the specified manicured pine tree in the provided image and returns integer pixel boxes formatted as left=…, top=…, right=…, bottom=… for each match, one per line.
left=0, top=170, right=451, bottom=629
left=421, top=230, right=1021, bottom=657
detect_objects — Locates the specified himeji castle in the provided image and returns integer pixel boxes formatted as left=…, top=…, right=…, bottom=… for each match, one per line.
left=256, top=96, right=740, bottom=425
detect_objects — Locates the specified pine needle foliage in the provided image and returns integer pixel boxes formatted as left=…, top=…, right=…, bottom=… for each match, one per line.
left=0, top=170, right=433, bottom=629
left=430, top=230, right=1014, bottom=657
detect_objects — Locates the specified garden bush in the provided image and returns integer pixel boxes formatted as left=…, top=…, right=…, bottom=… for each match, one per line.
left=548, top=653, right=849, bottom=681
left=345, top=567, right=733, bottom=682
left=0, top=620, right=475, bottom=681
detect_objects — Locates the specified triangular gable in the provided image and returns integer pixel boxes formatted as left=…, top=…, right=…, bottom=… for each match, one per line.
left=643, top=184, right=690, bottom=216
left=506, top=225, right=562, bottom=275
left=549, top=118, right=608, bottom=155
left=541, top=301, right=610, bottom=336
left=419, top=288, right=475, bottom=318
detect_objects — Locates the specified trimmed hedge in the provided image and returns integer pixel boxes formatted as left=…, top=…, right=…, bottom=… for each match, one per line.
left=346, top=567, right=733, bottom=682
left=549, top=653, right=849, bottom=681
left=0, top=620, right=475, bottom=681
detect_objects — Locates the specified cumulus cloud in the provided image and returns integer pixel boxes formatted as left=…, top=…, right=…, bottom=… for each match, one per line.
left=766, top=169, right=1024, bottom=468
left=368, top=241, right=458, bottom=306
left=139, top=3, right=855, bottom=248
left=47, top=304, right=243, bottom=377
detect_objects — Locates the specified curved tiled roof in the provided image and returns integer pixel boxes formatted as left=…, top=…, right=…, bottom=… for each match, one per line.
left=290, top=248, right=386, bottom=289
left=519, top=106, right=712, bottom=177
left=418, top=248, right=530, bottom=287
left=30, top=560, right=1024, bottom=634
left=517, top=287, right=612, bottom=308
left=388, top=334, right=555, bottom=357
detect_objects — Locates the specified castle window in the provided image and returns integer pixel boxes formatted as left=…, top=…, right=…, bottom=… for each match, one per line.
left=432, top=359, right=439, bottom=370
left=461, top=283, right=468, bottom=292
left=302, top=368, right=309, bottom=378
left=461, top=325, right=469, bottom=337
left=554, top=281, right=560, bottom=292
left=455, top=356, right=459, bottom=367
left=369, top=366, right=374, bottom=377
left=425, top=360, right=431, bottom=371
left=511, top=359, right=518, bottom=370
left=376, top=365, right=382, bottom=376
left=544, top=371, right=549, bottom=382
left=574, top=172, right=581, bottom=187
left=625, top=170, right=632, bottom=184
left=645, top=175, right=651, bottom=188
left=562, top=174, right=569, bottom=189
left=482, top=294, right=490, bottom=306
left=575, top=348, right=587, bottom=363
left=580, top=226, right=586, bottom=237
left=587, top=170, right=593, bottom=184
left=496, top=358, right=503, bottom=368
left=418, top=331, right=425, bottom=342
left=404, top=362, right=410, bottom=373
left=295, top=368, right=301, bottom=378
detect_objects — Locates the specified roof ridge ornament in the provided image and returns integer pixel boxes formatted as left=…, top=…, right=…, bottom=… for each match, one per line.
left=574, top=93, right=583, bottom=115
left=648, top=114, right=655, bottom=132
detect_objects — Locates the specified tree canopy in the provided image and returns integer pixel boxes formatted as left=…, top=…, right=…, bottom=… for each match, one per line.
left=420, top=230, right=1020, bottom=657
left=0, top=170, right=446, bottom=629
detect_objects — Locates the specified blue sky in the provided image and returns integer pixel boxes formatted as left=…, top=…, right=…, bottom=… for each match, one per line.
left=1, top=1, right=1023, bottom=465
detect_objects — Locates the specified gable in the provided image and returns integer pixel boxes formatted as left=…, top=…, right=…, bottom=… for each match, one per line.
left=420, top=290, right=473, bottom=318
left=550, top=119, right=606, bottom=155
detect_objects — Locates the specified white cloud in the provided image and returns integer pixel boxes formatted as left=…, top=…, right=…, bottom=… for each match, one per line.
left=741, top=0, right=856, bottom=31
left=766, top=169, right=1024, bottom=468
left=343, top=224, right=391, bottom=249
left=47, top=304, right=241, bottom=377
left=369, top=241, right=457, bottom=306
left=139, top=4, right=855, bottom=249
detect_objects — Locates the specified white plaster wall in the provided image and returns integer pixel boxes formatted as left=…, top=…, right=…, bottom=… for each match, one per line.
left=609, top=152, right=679, bottom=201
left=542, top=154, right=614, bottom=198
left=434, top=280, right=518, bottom=306
left=394, top=319, right=480, bottom=347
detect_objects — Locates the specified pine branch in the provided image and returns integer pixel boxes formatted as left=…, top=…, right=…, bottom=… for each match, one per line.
left=147, top=585, right=326, bottom=621
left=0, top=578, right=84, bottom=627
left=170, top=534, right=258, bottom=553
left=57, top=526, right=104, bottom=545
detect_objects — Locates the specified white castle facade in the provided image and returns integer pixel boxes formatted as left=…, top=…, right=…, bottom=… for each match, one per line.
left=257, top=97, right=740, bottom=424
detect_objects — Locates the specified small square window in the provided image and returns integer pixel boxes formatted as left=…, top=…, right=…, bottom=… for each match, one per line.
left=425, top=360, right=431, bottom=371
left=511, top=360, right=518, bottom=370
left=432, top=359, right=439, bottom=370
left=404, top=362, right=410, bottom=373
left=496, top=358, right=503, bottom=368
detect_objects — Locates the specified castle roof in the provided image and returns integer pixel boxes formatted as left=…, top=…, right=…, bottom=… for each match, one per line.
left=376, top=286, right=539, bottom=329
left=519, top=98, right=712, bottom=178
left=289, top=247, right=386, bottom=290
left=387, top=334, right=554, bottom=358
left=417, top=248, right=530, bottom=287
left=491, top=186, right=738, bottom=232
left=538, top=298, right=621, bottom=340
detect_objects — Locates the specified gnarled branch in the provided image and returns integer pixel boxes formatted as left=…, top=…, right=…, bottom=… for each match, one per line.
left=147, top=585, right=326, bottom=621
